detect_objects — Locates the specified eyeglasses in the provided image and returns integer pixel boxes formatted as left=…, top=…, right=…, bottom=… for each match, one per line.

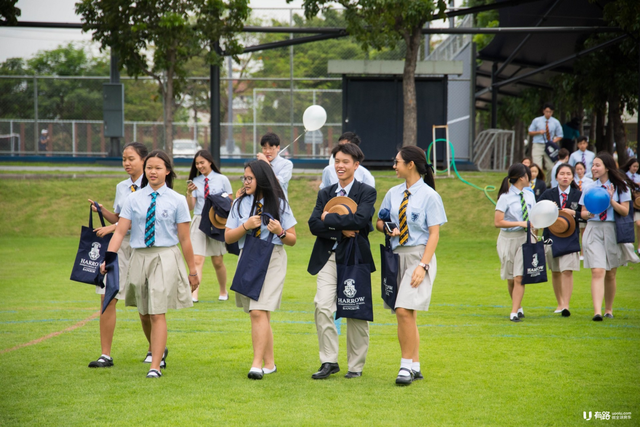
left=393, top=160, right=405, bottom=166
left=261, top=145, right=279, bottom=151
left=242, top=176, right=254, bottom=183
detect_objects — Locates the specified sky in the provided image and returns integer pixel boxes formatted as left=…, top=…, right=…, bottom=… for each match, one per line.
left=0, top=0, right=459, bottom=64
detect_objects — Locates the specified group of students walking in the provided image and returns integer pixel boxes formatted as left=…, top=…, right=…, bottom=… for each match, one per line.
left=88, top=132, right=445, bottom=386
left=495, top=151, right=639, bottom=323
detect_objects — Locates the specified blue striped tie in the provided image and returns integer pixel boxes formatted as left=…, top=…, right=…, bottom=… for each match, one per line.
left=144, top=192, right=158, bottom=247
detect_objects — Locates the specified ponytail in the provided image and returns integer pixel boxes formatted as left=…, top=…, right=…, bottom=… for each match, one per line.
left=498, top=163, right=531, bottom=198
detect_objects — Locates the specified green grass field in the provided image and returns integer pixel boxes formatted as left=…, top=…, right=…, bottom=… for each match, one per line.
left=0, top=171, right=638, bottom=426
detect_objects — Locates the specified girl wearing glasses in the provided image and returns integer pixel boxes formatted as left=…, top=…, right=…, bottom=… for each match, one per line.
left=376, top=146, right=447, bottom=386
left=186, top=150, right=233, bottom=303
left=225, top=160, right=297, bottom=380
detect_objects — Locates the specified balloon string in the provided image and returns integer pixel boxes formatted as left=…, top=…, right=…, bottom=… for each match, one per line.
left=292, top=130, right=307, bottom=144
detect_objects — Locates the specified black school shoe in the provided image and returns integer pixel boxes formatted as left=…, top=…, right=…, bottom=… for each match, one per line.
left=143, top=347, right=168, bottom=366
left=412, top=370, right=424, bottom=380
left=395, top=368, right=414, bottom=386
left=311, top=362, right=340, bottom=379
left=592, top=314, right=603, bottom=321
left=146, top=369, right=162, bottom=378
left=88, top=356, right=113, bottom=368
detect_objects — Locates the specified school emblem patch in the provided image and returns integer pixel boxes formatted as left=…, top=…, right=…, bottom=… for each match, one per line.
left=161, top=209, right=169, bottom=219
left=532, top=253, right=539, bottom=268
left=411, top=212, right=420, bottom=222
left=88, top=242, right=101, bottom=261
left=343, top=279, right=357, bottom=298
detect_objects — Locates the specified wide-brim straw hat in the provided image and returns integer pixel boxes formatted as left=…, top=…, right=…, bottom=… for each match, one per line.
left=633, top=195, right=640, bottom=211
left=323, top=196, right=357, bottom=216
left=549, top=209, right=576, bottom=238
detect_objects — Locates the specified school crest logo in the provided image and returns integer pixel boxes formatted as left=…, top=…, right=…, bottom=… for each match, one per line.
left=343, top=279, right=357, bottom=298
left=532, top=253, right=539, bottom=268
left=161, top=209, right=169, bottom=219
left=88, top=242, right=101, bottom=261
left=411, top=212, right=420, bottom=222
left=571, top=202, right=578, bottom=210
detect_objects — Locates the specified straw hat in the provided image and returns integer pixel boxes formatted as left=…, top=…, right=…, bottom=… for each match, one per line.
left=208, top=193, right=232, bottom=229
left=633, top=194, right=640, bottom=211
left=549, top=209, right=576, bottom=238
left=323, top=196, right=357, bottom=216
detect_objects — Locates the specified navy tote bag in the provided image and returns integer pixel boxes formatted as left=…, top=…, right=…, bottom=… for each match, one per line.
left=336, top=237, right=374, bottom=322
left=70, top=203, right=112, bottom=285
left=521, top=222, right=548, bottom=285
left=380, top=236, right=399, bottom=308
left=614, top=203, right=634, bottom=244
left=230, top=231, right=275, bottom=301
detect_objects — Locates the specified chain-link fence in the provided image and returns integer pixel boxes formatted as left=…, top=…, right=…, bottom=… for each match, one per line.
left=0, top=7, right=472, bottom=160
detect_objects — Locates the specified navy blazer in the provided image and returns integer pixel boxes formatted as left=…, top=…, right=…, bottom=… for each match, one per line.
left=538, top=186, right=582, bottom=241
left=307, top=180, right=377, bottom=276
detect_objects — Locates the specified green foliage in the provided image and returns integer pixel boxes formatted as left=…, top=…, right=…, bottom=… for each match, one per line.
left=0, top=58, right=33, bottom=119
left=465, top=0, right=498, bottom=51
left=0, top=0, right=20, bottom=25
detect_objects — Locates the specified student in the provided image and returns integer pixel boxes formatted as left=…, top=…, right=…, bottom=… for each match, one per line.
left=225, top=160, right=297, bottom=380
left=376, top=146, right=446, bottom=386
left=539, top=164, right=582, bottom=317
left=308, top=143, right=376, bottom=380
left=494, top=163, right=536, bottom=322
left=529, top=163, right=547, bottom=201
left=621, top=157, right=640, bottom=252
left=521, top=157, right=533, bottom=168
left=550, top=148, right=570, bottom=188
left=319, top=132, right=375, bottom=189
left=580, top=152, right=638, bottom=321
left=186, top=150, right=233, bottom=302
left=102, top=150, right=199, bottom=378
left=528, top=103, right=563, bottom=174
left=255, top=133, right=293, bottom=199
left=574, top=161, right=593, bottom=191
left=87, top=142, right=149, bottom=368
left=569, top=137, right=595, bottom=179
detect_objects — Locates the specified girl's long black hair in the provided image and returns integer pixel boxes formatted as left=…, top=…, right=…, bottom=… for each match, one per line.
left=122, top=141, right=148, bottom=160
left=554, top=163, right=580, bottom=191
left=530, top=162, right=545, bottom=182
left=596, top=151, right=628, bottom=193
left=141, top=150, right=176, bottom=189
left=235, top=160, right=287, bottom=222
left=188, top=149, right=221, bottom=181
left=621, top=157, right=638, bottom=174
left=398, top=146, right=436, bottom=190
left=498, top=163, right=531, bottom=198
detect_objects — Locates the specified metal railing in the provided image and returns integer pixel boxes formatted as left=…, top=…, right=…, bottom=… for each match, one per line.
left=472, top=129, right=515, bottom=171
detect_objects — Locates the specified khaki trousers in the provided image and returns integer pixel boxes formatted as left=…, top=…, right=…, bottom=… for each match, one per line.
left=314, top=254, right=369, bottom=372
left=531, top=142, right=554, bottom=177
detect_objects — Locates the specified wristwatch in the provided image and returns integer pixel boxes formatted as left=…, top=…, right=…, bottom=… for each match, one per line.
left=418, top=262, right=429, bottom=271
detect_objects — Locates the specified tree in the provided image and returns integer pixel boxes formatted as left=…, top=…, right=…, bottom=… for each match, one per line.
left=0, top=0, right=20, bottom=25
left=76, top=0, right=250, bottom=156
left=296, top=0, right=447, bottom=147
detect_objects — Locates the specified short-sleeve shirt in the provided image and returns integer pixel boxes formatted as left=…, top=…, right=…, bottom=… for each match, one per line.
left=319, top=162, right=375, bottom=190
left=569, top=149, right=595, bottom=179
left=579, top=179, right=631, bottom=223
left=270, top=155, right=293, bottom=198
left=550, top=161, right=564, bottom=188
left=528, top=116, right=563, bottom=144
left=191, top=171, right=233, bottom=215
left=378, top=180, right=447, bottom=250
left=495, top=185, right=536, bottom=232
left=120, top=184, right=191, bottom=248
left=226, top=195, right=297, bottom=250
left=574, top=175, right=593, bottom=190
left=626, top=171, right=640, bottom=185
left=113, top=175, right=143, bottom=214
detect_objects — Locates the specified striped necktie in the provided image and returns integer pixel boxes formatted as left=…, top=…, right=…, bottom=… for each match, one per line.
left=578, top=180, right=582, bottom=191
left=561, top=192, right=567, bottom=209
left=599, top=186, right=607, bottom=221
left=581, top=152, right=585, bottom=165
left=255, top=202, right=263, bottom=238
left=204, top=177, right=209, bottom=197
left=131, top=184, right=138, bottom=193
left=519, top=192, right=529, bottom=222
left=545, top=120, right=551, bottom=141
left=339, top=189, right=346, bottom=197
left=144, top=192, right=158, bottom=247
left=398, top=189, right=410, bottom=245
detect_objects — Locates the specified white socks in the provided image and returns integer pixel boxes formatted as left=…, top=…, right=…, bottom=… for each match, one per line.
left=249, top=367, right=262, bottom=374
left=510, top=313, right=518, bottom=320
left=517, top=308, right=524, bottom=315
left=411, top=362, right=420, bottom=373
left=398, top=358, right=412, bottom=376
left=101, top=354, right=112, bottom=360
left=263, top=366, right=277, bottom=374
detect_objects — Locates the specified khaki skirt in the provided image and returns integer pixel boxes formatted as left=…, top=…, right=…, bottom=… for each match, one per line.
left=583, top=221, right=627, bottom=270
left=235, top=245, right=287, bottom=313
left=386, top=245, right=436, bottom=313
left=125, top=246, right=193, bottom=315
left=634, top=211, right=640, bottom=222
left=497, top=230, right=528, bottom=280
left=190, top=214, right=227, bottom=257
left=96, top=234, right=132, bottom=298
left=544, top=244, right=580, bottom=273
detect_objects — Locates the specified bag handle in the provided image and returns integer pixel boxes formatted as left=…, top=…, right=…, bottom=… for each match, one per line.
left=89, top=202, right=107, bottom=229
left=344, top=235, right=364, bottom=266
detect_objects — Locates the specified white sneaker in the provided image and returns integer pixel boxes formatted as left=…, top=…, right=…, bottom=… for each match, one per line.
left=219, top=294, right=229, bottom=301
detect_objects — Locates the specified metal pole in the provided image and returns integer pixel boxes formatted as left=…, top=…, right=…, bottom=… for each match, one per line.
left=109, top=50, right=121, bottom=157
left=72, top=120, right=76, bottom=157
left=637, top=39, right=640, bottom=152
left=34, top=77, right=38, bottom=154
left=10, top=120, right=13, bottom=156
left=210, top=42, right=221, bottom=168
left=289, top=9, right=294, bottom=157
left=424, top=22, right=430, bottom=60
left=491, top=62, right=498, bottom=128
left=253, top=88, right=257, bottom=156
left=226, top=56, right=234, bottom=154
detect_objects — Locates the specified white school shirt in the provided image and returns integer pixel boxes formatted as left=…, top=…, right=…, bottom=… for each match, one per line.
left=319, top=162, right=375, bottom=190
left=191, top=171, right=233, bottom=215
left=579, top=179, right=631, bottom=223
left=495, top=185, right=536, bottom=232
left=528, top=116, right=563, bottom=144
left=550, top=161, right=567, bottom=188
left=113, top=175, right=143, bottom=214
left=569, top=149, right=595, bottom=178
left=574, top=175, right=593, bottom=191
left=120, top=184, right=191, bottom=248
left=379, top=180, right=447, bottom=250
left=270, top=155, right=293, bottom=198
left=626, top=171, right=640, bottom=185
left=226, top=195, right=296, bottom=250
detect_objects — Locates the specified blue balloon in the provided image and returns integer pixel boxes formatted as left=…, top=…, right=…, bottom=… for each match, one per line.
left=584, top=186, right=610, bottom=215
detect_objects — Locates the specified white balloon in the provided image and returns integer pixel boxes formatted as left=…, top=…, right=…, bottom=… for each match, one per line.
left=529, top=200, right=559, bottom=229
left=302, top=105, right=327, bottom=131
